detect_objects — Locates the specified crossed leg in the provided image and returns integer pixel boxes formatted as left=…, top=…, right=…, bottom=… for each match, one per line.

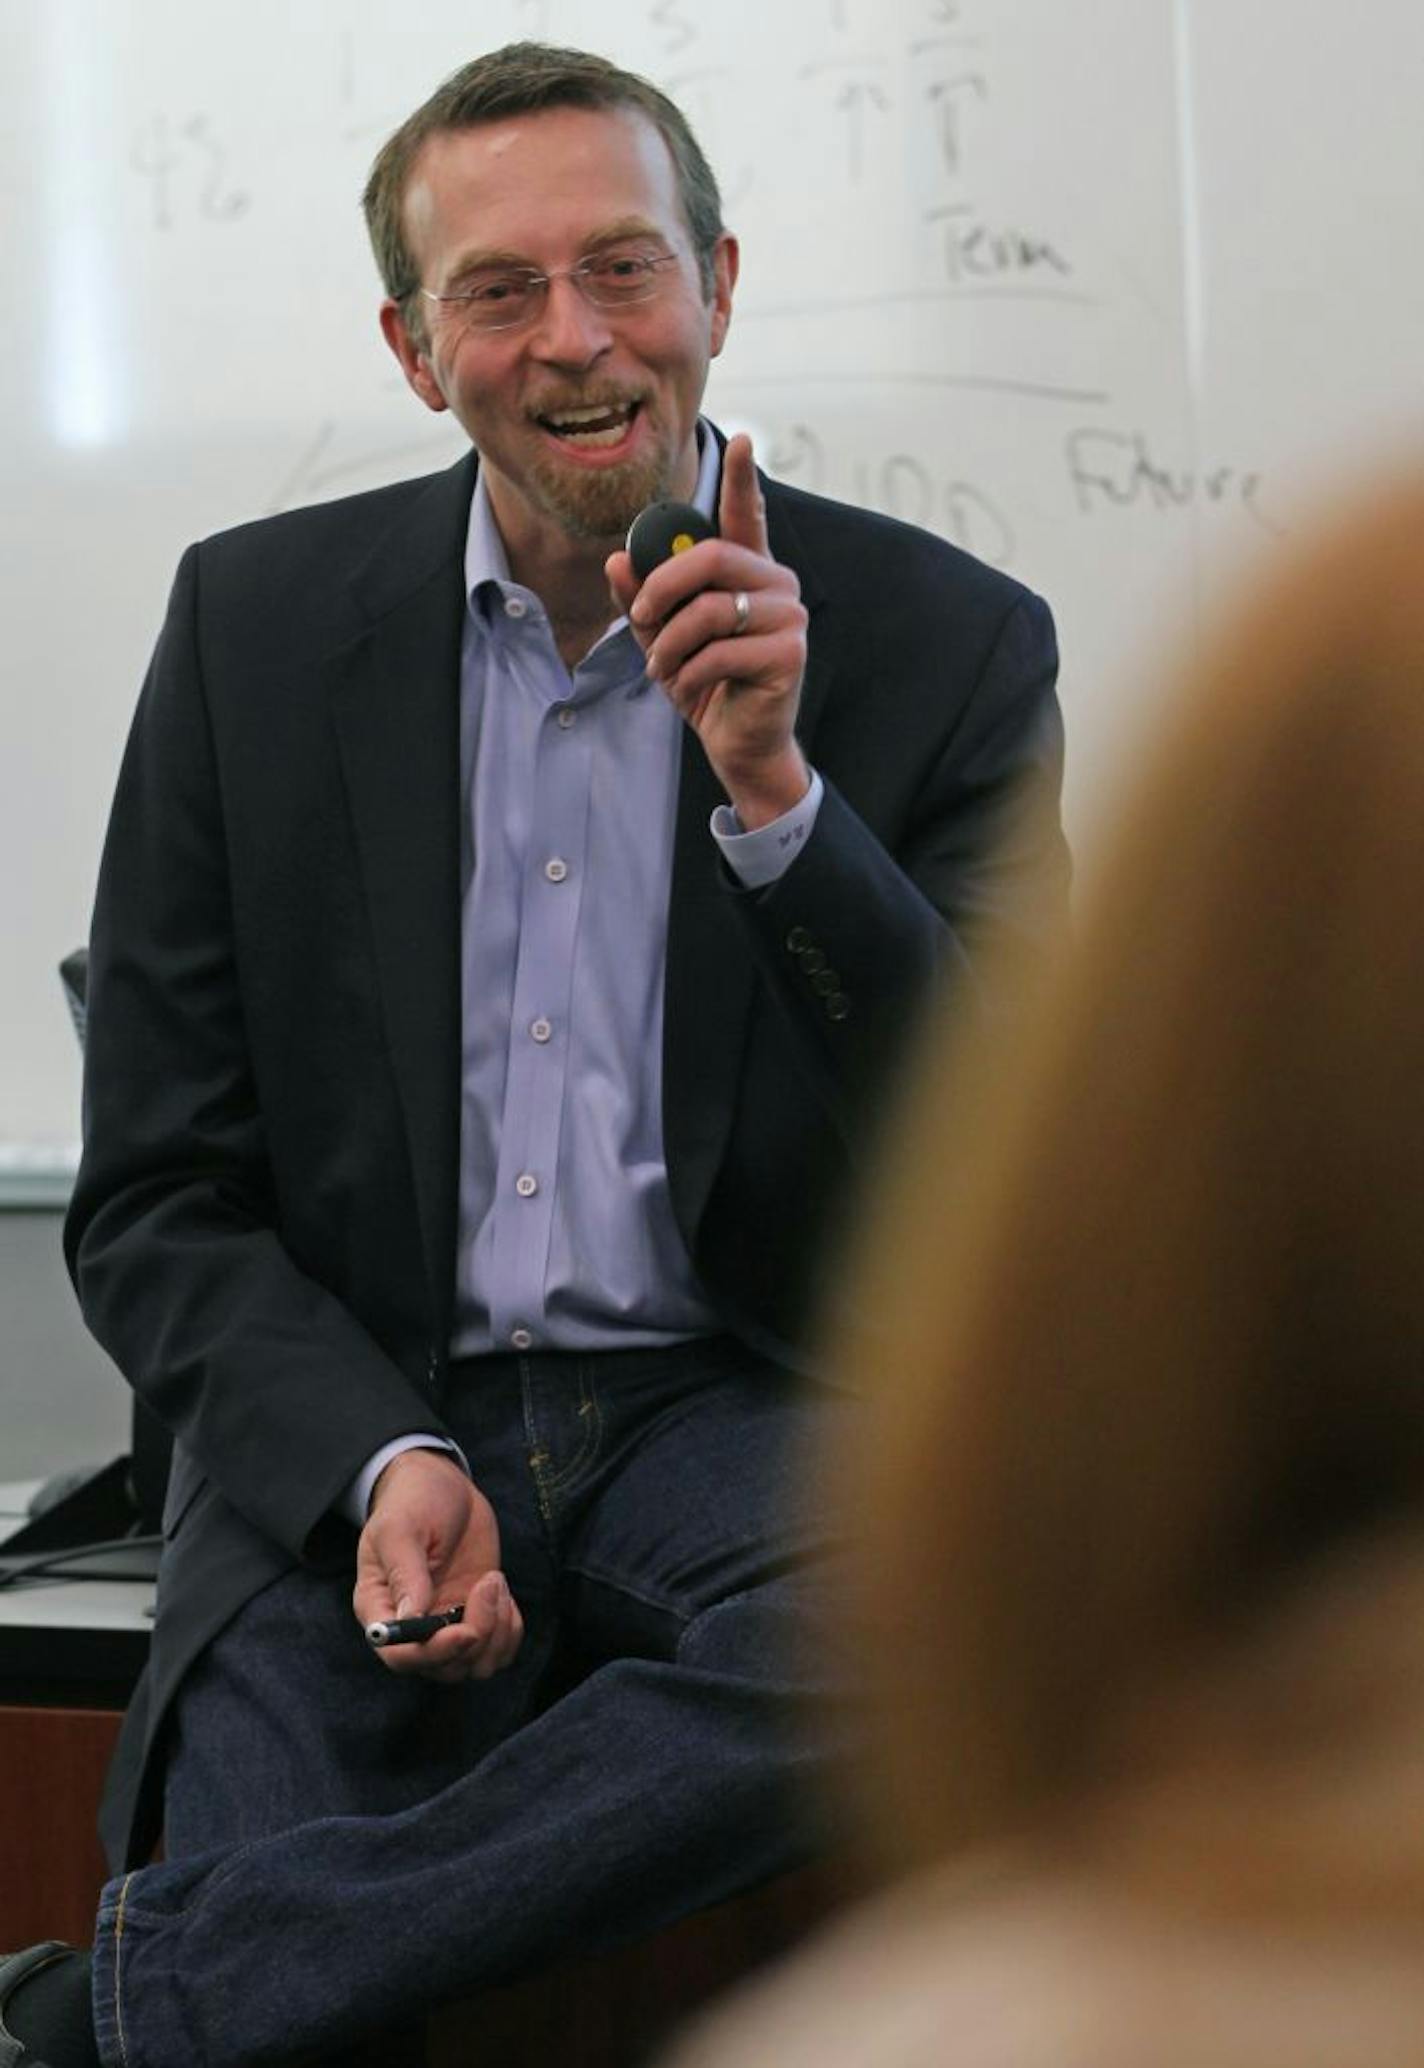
left=94, top=1342, right=852, bottom=2067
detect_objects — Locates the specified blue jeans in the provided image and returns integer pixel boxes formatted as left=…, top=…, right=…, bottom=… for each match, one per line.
left=91, top=1339, right=851, bottom=2067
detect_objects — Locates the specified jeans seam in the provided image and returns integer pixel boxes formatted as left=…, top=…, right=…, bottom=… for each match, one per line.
left=518, top=1371, right=555, bottom=1530
left=111, top=1871, right=132, bottom=2068
left=540, top=1365, right=603, bottom=1497
left=520, top=1362, right=604, bottom=1524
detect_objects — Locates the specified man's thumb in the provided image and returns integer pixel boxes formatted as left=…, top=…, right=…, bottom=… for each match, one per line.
left=382, top=1548, right=430, bottom=1622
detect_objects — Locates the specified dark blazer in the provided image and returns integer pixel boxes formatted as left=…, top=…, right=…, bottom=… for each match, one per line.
left=66, top=447, right=1068, bottom=1868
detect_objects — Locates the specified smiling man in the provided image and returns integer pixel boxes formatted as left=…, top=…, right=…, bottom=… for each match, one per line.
left=1, top=43, right=1068, bottom=2068
left=388, top=106, right=729, bottom=543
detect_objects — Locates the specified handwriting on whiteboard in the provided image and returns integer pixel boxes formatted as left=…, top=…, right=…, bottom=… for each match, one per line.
left=926, top=204, right=1073, bottom=285
left=1066, top=430, right=1281, bottom=532
left=130, top=114, right=249, bottom=231
left=766, top=422, right=1017, bottom=566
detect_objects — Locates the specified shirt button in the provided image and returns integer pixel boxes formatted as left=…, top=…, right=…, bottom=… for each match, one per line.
left=515, top=1172, right=539, bottom=1198
left=554, top=705, right=577, bottom=730
left=544, top=857, right=569, bottom=883
left=504, top=596, right=529, bottom=619
left=510, top=1326, right=534, bottom=1350
left=530, top=1017, right=553, bottom=1044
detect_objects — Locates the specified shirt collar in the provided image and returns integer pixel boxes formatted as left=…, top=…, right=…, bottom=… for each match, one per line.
left=463, top=417, right=721, bottom=609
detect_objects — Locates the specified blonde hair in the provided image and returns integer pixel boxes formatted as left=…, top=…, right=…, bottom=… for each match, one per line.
left=837, top=472, right=1424, bottom=1877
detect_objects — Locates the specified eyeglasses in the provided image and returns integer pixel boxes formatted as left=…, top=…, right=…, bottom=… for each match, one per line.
left=419, top=247, right=685, bottom=334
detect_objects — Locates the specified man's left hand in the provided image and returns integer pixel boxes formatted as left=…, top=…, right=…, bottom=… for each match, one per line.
left=606, top=433, right=810, bottom=830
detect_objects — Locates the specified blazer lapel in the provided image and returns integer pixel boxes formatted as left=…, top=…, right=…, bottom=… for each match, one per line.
left=328, top=454, right=474, bottom=1338
left=662, top=474, right=833, bottom=1247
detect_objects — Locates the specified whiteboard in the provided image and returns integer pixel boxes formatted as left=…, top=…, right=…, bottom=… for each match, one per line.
left=3, top=0, right=1423, bottom=1193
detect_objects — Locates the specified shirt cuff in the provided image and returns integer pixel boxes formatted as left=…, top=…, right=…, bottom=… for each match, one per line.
left=343, top=1433, right=471, bottom=1527
left=711, top=768, right=824, bottom=889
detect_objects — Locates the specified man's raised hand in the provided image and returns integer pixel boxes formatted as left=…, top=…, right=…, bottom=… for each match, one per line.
left=606, top=433, right=810, bottom=830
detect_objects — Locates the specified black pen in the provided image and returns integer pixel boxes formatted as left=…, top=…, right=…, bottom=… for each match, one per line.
left=364, top=1604, right=465, bottom=1648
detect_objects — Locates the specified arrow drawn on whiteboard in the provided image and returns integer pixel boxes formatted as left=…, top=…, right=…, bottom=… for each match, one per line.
left=836, top=79, right=890, bottom=181
left=131, top=117, right=182, bottom=231
left=662, top=69, right=755, bottom=209
left=926, top=73, right=986, bottom=178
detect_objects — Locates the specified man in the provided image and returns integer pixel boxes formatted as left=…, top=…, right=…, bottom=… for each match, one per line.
left=0, top=42, right=1067, bottom=2068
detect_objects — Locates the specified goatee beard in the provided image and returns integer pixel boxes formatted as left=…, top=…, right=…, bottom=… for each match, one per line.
left=525, top=448, right=675, bottom=542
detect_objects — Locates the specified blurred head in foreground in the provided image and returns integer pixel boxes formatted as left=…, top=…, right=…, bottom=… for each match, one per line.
left=666, top=473, right=1424, bottom=2068
left=844, top=471, right=1424, bottom=1905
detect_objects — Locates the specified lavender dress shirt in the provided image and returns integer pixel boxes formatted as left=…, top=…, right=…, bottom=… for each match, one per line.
left=351, top=425, right=822, bottom=1515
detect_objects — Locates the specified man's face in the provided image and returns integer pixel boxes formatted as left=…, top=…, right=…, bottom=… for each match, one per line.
left=382, top=104, right=737, bottom=549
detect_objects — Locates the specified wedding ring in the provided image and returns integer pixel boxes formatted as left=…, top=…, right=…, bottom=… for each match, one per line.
left=731, top=590, right=751, bottom=636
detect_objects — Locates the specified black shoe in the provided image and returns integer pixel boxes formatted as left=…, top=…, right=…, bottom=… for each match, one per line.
left=0, top=1944, right=71, bottom=2067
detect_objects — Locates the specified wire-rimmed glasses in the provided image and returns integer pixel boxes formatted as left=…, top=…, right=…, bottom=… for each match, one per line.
left=418, top=246, right=685, bottom=334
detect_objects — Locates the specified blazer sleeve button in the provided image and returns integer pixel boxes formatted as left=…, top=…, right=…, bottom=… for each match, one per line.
left=825, top=993, right=850, bottom=1021
left=786, top=925, right=812, bottom=953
